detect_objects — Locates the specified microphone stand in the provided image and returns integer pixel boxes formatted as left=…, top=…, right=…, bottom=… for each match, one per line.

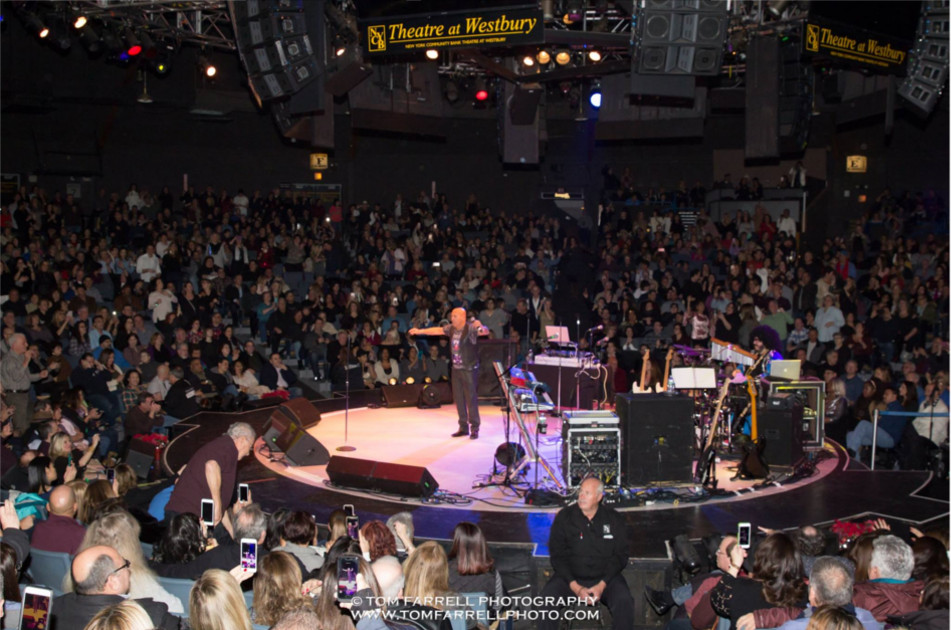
left=337, top=333, right=356, bottom=452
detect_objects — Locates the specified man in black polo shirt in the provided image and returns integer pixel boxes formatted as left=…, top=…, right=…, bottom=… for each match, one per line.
left=409, top=307, right=488, bottom=439
left=538, top=477, right=634, bottom=630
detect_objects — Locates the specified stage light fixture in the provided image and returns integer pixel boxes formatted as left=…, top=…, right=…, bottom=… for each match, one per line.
left=564, top=0, right=583, bottom=23
left=522, top=55, right=535, bottom=67
left=555, top=51, right=571, bottom=65
left=138, top=30, right=157, bottom=59
left=444, top=79, right=460, bottom=103
left=589, top=84, right=602, bottom=108
left=537, top=50, right=551, bottom=64
left=200, top=56, right=217, bottom=77
left=23, top=13, right=49, bottom=38
left=425, top=48, right=439, bottom=60
left=332, top=34, right=347, bottom=57
left=474, top=78, right=489, bottom=101
left=78, top=21, right=101, bottom=52
left=73, top=14, right=87, bottom=29
left=124, top=28, right=141, bottom=56
left=388, top=377, right=398, bottom=385
left=100, top=25, right=121, bottom=52
left=588, top=50, right=602, bottom=62
left=405, top=377, right=415, bottom=385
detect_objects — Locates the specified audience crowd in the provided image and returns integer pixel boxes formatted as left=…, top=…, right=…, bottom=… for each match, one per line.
left=0, top=174, right=948, bottom=629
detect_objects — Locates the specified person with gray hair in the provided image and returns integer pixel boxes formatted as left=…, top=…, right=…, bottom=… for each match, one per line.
left=164, top=421, right=256, bottom=525
left=0, top=332, right=48, bottom=435
left=739, top=557, right=880, bottom=630
left=853, top=535, right=924, bottom=622
left=152, top=503, right=269, bottom=582
left=386, top=511, right=416, bottom=558
left=163, top=364, right=202, bottom=419
left=372, top=554, right=406, bottom=600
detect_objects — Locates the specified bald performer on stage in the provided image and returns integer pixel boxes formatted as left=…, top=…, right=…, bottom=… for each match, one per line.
left=410, top=307, right=489, bottom=439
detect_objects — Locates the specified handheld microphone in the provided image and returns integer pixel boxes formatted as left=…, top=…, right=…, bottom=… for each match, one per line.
left=589, top=324, right=604, bottom=331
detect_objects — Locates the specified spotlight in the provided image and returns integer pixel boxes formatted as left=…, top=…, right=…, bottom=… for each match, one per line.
left=23, top=13, right=49, bottom=39
left=474, top=78, right=489, bottom=101
left=78, top=22, right=100, bottom=52
left=124, top=28, right=141, bottom=56
left=588, top=50, right=602, bottom=62
left=138, top=30, right=157, bottom=59
left=555, top=51, right=571, bottom=65
left=405, top=377, right=415, bottom=385
left=332, top=34, right=346, bottom=57
left=564, top=0, right=583, bottom=23
left=522, top=55, right=535, bottom=67
left=388, top=377, right=398, bottom=385
left=200, top=56, right=216, bottom=77
left=589, top=85, right=602, bottom=109
left=444, top=79, right=460, bottom=103
left=537, top=50, right=551, bottom=64
left=425, top=48, right=439, bottom=60
left=73, top=14, right=87, bottom=29
left=100, top=25, right=121, bottom=52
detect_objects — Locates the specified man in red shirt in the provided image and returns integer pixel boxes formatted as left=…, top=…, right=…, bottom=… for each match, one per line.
left=31, top=485, right=86, bottom=555
left=163, top=421, right=255, bottom=524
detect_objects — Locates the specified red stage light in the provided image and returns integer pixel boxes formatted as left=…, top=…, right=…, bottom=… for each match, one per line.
left=475, top=89, right=488, bottom=101
left=128, top=44, right=142, bottom=56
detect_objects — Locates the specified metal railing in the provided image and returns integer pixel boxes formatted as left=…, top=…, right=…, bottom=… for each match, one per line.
left=870, top=408, right=949, bottom=470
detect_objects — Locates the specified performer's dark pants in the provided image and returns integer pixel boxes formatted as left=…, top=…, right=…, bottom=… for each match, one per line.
left=537, top=574, right=634, bottom=630
left=451, top=367, right=480, bottom=432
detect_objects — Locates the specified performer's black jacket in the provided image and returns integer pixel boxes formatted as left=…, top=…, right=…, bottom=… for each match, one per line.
left=548, top=502, right=629, bottom=584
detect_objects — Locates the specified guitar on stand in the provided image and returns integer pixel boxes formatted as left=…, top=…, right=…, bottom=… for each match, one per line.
left=632, top=347, right=674, bottom=393
left=695, top=379, right=732, bottom=487
left=733, top=350, right=770, bottom=480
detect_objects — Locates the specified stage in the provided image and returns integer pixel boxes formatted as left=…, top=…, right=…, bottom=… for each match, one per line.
left=163, top=397, right=949, bottom=559
left=253, top=403, right=842, bottom=512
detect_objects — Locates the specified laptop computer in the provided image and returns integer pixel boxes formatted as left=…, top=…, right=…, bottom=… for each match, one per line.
left=769, top=359, right=802, bottom=381
left=544, top=326, right=571, bottom=344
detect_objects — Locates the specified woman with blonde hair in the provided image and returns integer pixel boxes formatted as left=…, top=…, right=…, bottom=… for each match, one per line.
left=74, top=509, right=184, bottom=614
left=251, top=551, right=313, bottom=626
left=79, top=479, right=117, bottom=524
left=190, top=569, right=253, bottom=630
left=404, top=541, right=474, bottom=626
left=84, top=600, right=155, bottom=630
left=804, top=605, right=863, bottom=630
left=66, top=479, right=88, bottom=521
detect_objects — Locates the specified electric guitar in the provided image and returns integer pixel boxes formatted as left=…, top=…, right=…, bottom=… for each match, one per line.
left=632, top=347, right=674, bottom=393
left=694, top=379, right=732, bottom=486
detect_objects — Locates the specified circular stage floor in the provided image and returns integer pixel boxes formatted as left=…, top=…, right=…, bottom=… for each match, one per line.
left=254, top=403, right=839, bottom=512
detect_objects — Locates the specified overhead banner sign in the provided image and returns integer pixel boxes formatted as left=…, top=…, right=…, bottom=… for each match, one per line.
left=362, top=6, right=543, bottom=55
left=803, top=18, right=910, bottom=75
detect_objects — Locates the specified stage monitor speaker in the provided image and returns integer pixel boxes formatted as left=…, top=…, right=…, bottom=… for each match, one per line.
left=262, top=399, right=329, bottom=466
left=759, top=405, right=804, bottom=467
left=326, top=456, right=439, bottom=497
left=615, top=393, right=695, bottom=485
left=382, top=384, right=420, bottom=408
left=418, top=382, right=452, bottom=408
left=124, top=438, right=156, bottom=479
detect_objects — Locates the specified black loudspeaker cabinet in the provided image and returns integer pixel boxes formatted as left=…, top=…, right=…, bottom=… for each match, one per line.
left=326, top=456, right=439, bottom=497
left=382, top=384, right=420, bottom=408
left=124, top=438, right=156, bottom=479
left=615, top=393, right=695, bottom=485
left=758, top=405, right=805, bottom=467
left=262, top=399, right=329, bottom=467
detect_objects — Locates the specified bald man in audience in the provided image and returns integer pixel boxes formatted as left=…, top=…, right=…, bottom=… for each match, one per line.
left=51, top=545, right=180, bottom=630
left=30, top=485, right=86, bottom=555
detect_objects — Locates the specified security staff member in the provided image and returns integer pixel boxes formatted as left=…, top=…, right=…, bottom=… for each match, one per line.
left=538, top=477, right=634, bottom=630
